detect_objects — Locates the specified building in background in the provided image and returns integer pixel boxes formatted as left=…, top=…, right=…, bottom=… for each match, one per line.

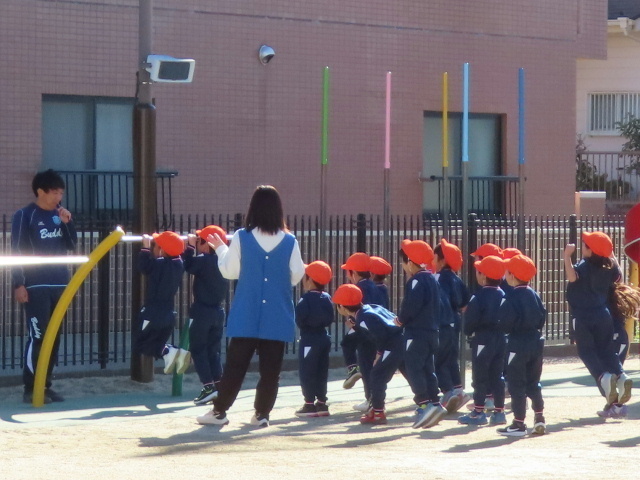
left=0, top=1, right=606, bottom=218
left=576, top=0, right=640, bottom=212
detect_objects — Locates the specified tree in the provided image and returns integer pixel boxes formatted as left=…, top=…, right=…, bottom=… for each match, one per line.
left=615, top=114, right=640, bottom=152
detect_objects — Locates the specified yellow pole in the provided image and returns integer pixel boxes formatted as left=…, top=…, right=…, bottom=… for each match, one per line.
left=626, top=262, right=638, bottom=344
left=32, top=227, right=125, bottom=407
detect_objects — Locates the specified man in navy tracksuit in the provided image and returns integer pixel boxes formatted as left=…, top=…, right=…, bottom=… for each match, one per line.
left=12, top=169, right=77, bottom=404
left=397, top=239, right=447, bottom=429
left=497, top=254, right=547, bottom=437
left=433, top=239, right=471, bottom=414
left=134, top=231, right=188, bottom=375
left=295, top=261, right=334, bottom=417
left=333, top=284, right=403, bottom=425
left=459, top=255, right=507, bottom=426
left=184, top=225, right=229, bottom=405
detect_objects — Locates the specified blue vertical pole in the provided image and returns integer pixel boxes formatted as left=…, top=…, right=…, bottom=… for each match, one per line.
left=460, top=62, right=470, bottom=388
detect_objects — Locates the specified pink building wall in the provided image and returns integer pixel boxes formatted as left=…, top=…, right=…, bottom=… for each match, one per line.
left=0, top=0, right=606, bottom=217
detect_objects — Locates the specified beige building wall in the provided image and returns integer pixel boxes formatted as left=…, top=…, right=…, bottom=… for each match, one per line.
left=0, top=0, right=606, bottom=217
left=576, top=29, right=640, bottom=152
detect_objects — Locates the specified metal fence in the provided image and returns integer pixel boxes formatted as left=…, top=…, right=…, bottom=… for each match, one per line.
left=57, top=170, right=179, bottom=229
left=0, top=213, right=633, bottom=377
left=576, top=151, right=640, bottom=205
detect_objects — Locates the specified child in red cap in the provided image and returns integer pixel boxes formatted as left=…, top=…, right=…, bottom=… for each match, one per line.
left=183, top=225, right=229, bottom=405
left=432, top=239, right=471, bottom=413
left=133, top=231, right=189, bottom=375
left=459, top=255, right=507, bottom=426
left=370, top=256, right=392, bottom=309
left=340, top=252, right=385, bottom=413
left=497, top=254, right=547, bottom=437
left=564, top=231, right=632, bottom=416
left=397, top=240, right=447, bottom=429
left=295, top=261, right=334, bottom=418
left=333, top=284, right=403, bottom=425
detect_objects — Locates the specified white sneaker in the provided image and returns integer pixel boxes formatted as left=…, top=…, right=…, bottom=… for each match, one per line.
left=175, top=348, right=192, bottom=375
left=163, top=346, right=179, bottom=374
left=353, top=400, right=370, bottom=412
left=617, top=373, right=632, bottom=405
left=197, top=410, right=229, bottom=426
left=250, top=414, right=270, bottom=428
left=600, top=373, right=618, bottom=405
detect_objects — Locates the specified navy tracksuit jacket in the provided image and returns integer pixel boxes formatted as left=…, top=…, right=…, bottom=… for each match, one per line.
left=352, top=304, right=403, bottom=410
left=399, top=270, right=441, bottom=404
left=183, top=245, right=228, bottom=384
left=296, top=290, right=334, bottom=403
left=134, top=249, right=184, bottom=358
left=498, top=284, right=546, bottom=420
left=464, top=285, right=506, bottom=409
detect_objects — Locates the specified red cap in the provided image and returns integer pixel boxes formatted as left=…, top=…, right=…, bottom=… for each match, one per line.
left=305, top=261, right=333, bottom=285
left=582, top=231, right=613, bottom=257
left=152, top=231, right=184, bottom=257
left=501, top=248, right=522, bottom=260
left=471, top=243, right=503, bottom=259
left=506, top=254, right=537, bottom=282
left=332, top=283, right=363, bottom=306
left=474, top=255, right=506, bottom=280
left=401, top=239, right=434, bottom=267
left=196, top=225, right=228, bottom=245
left=370, top=256, right=392, bottom=275
left=440, top=239, right=463, bottom=272
left=341, top=252, right=371, bottom=272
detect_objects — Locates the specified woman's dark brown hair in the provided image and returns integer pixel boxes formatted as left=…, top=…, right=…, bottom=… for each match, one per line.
left=244, top=185, right=287, bottom=234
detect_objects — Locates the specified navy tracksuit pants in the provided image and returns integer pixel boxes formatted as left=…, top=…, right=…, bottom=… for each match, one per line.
left=298, top=331, right=331, bottom=403
left=23, top=286, right=64, bottom=392
left=572, top=308, right=622, bottom=382
left=370, top=335, right=404, bottom=410
left=613, top=320, right=629, bottom=365
left=435, top=324, right=461, bottom=393
left=403, top=330, right=440, bottom=404
left=341, top=329, right=376, bottom=399
left=505, top=335, right=544, bottom=421
left=189, top=303, right=225, bottom=385
left=470, top=332, right=506, bottom=409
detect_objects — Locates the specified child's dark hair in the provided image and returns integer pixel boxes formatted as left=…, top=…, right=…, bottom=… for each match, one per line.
left=349, top=270, right=370, bottom=279
left=32, top=169, right=65, bottom=196
left=198, top=238, right=215, bottom=254
left=305, top=274, right=325, bottom=291
left=245, top=185, right=287, bottom=234
left=485, top=277, right=501, bottom=287
left=372, top=274, right=387, bottom=283
left=608, top=283, right=640, bottom=319
left=342, top=304, right=362, bottom=313
left=399, top=248, right=410, bottom=264
left=585, top=253, right=613, bottom=269
left=433, top=244, right=445, bottom=261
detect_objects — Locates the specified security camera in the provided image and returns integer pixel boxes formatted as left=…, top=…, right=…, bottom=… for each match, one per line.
left=259, top=45, right=275, bottom=65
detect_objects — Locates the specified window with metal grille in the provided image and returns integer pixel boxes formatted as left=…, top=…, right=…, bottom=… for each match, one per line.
left=588, top=92, right=640, bottom=134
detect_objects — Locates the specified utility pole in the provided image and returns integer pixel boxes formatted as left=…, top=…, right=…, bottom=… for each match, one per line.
left=131, top=0, right=157, bottom=382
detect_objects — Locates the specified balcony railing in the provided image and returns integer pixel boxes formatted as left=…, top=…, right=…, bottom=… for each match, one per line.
left=576, top=151, right=640, bottom=204
left=57, top=170, right=178, bottom=228
left=420, top=175, right=520, bottom=216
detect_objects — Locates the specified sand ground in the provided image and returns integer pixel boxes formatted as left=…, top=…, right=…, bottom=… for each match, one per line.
left=1, top=356, right=639, bottom=480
